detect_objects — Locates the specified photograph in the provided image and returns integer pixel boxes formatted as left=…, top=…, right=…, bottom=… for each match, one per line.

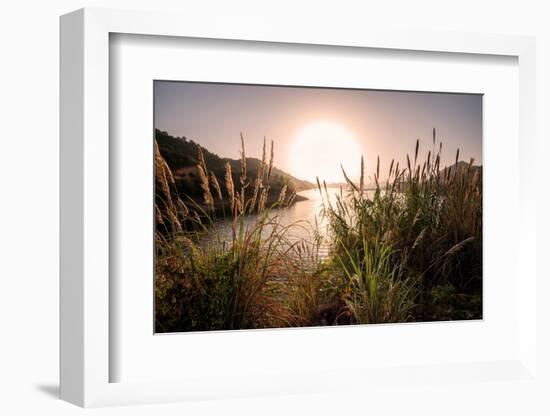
left=153, top=81, right=483, bottom=333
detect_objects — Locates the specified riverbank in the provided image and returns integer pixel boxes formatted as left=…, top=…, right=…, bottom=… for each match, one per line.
left=156, top=136, right=482, bottom=332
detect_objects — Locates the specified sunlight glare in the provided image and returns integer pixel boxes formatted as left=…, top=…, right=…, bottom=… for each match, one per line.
left=290, top=121, right=362, bottom=183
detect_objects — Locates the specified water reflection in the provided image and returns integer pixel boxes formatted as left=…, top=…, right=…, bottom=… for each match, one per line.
left=207, top=187, right=376, bottom=259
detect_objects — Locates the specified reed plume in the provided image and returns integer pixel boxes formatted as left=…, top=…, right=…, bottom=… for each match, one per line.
left=249, top=138, right=267, bottom=213
left=239, top=133, right=247, bottom=188
left=277, top=184, right=287, bottom=206
left=225, top=162, right=235, bottom=211
left=359, top=156, right=365, bottom=194
left=210, top=170, right=224, bottom=215
left=197, top=164, right=213, bottom=210
left=267, top=140, right=274, bottom=183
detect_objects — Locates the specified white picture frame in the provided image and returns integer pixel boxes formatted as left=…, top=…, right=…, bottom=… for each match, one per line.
left=60, top=7, right=538, bottom=408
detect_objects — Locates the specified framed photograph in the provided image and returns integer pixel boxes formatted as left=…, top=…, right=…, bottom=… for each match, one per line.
left=152, top=81, right=484, bottom=333
left=60, top=8, right=538, bottom=408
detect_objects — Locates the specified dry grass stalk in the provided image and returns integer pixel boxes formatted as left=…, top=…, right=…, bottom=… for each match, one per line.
left=210, top=170, right=223, bottom=206
left=267, top=140, right=274, bottom=183
left=249, top=138, right=267, bottom=213
left=359, top=156, right=365, bottom=194
left=225, top=162, right=235, bottom=211
left=277, top=185, right=287, bottom=206
left=239, top=132, right=247, bottom=188
left=197, top=163, right=213, bottom=210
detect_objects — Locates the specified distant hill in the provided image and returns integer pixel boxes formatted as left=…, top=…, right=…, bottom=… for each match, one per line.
left=439, top=160, right=482, bottom=179
left=155, top=129, right=315, bottom=204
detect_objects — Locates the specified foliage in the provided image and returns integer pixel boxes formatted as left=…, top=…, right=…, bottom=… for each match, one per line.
left=155, top=136, right=301, bottom=331
left=155, top=129, right=313, bottom=204
left=155, top=128, right=483, bottom=332
left=319, top=129, right=482, bottom=322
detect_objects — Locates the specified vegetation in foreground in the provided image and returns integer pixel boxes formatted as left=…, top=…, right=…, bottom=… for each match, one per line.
left=155, top=129, right=482, bottom=332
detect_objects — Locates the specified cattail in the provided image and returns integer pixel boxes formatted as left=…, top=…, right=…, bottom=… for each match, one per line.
left=455, top=148, right=460, bottom=165
left=414, top=139, right=419, bottom=166
left=224, top=162, right=235, bottom=211
left=388, top=159, right=394, bottom=179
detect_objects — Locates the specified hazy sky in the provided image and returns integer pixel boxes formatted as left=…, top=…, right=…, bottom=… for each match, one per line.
left=154, top=81, right=482, bottom=183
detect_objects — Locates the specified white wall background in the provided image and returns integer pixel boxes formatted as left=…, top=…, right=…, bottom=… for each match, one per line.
left=0, top=1, right=548, bottom=415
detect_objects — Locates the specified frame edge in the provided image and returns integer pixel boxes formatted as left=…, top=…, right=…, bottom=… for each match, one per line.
left=60, top=8, right=85, bottom=407
left=59, top=6, right=539, bottom=407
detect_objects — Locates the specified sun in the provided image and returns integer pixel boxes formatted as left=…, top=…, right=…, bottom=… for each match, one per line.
left=290, top=121, right=361, bottom=183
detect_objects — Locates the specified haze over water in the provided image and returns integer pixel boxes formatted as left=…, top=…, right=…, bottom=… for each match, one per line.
left=210, top=187, right=378, bottom=259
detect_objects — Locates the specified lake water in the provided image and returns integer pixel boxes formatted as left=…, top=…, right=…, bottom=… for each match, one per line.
left=208, top=187, right=377, bottom=259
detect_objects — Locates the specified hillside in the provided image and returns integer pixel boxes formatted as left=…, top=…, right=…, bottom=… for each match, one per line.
left=440, top=160, right=482, bottom=177
left=155, top=129, right=315, bottom=205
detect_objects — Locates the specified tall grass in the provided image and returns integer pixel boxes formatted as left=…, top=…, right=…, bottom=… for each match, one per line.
left=155, top=137, right=306, bottom=332
left=335, top=238, right=415, bottom=324
left=319, top=129, right=482, bottom=322
left=155, top=129, right=482, bottom=332
left=279, top=231, right=331, bottom=326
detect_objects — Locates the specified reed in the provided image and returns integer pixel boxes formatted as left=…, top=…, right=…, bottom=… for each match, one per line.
left=155, top=135, right=303, bottom=332
left=155, top=128, right=482, bottom=331
left=320, top=130, right=482, bottom=322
